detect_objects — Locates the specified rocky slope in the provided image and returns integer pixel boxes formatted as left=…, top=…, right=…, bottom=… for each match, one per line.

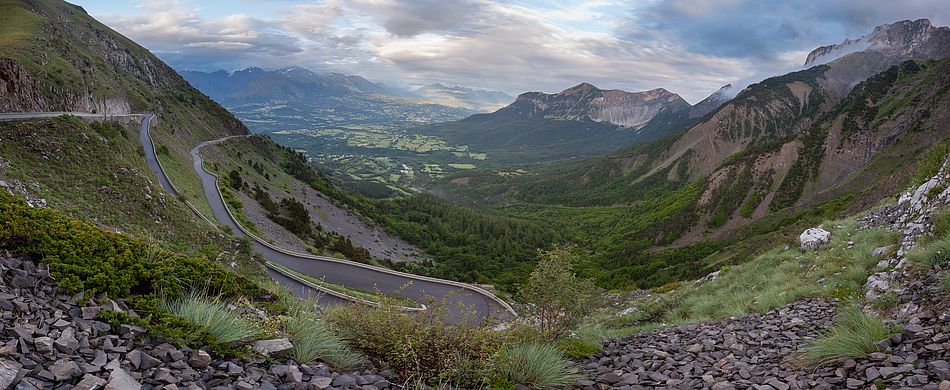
left=688, top=84, right=735, bottom=119
left=497, top=83, right=690, bottom=129
left=578, top=158, right=950, bottom=389
left=0, top=253, right=399, bottom=390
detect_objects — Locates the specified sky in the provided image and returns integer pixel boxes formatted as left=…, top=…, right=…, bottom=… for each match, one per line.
left=76, top=0, right=950, bottom=103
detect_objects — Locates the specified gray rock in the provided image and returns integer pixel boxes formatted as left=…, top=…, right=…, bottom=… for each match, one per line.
left=105, top=368, right=141, bottom=390
left=253, top=338, right=294, bottom=357
left=189, top=350, right=211, bottom=369
left=0, top=359, right=22, bottom=389
left=74, top=374, right=107, bottom=390
left=333, top=374, right=357, bottom=388
left=50, top=360, right=82, bottom=381
left=310, top=377, right=332, bottom=389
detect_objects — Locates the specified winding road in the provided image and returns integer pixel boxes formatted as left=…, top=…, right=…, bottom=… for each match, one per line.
left=0, top=112, right=515, bottom=321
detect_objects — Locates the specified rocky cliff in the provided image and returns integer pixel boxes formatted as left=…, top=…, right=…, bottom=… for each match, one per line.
left=805, top=19, right=950, bottom=67
left=499, top=83, right=690, bottom=128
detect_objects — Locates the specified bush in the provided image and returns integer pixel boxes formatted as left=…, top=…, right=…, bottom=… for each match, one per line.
left=799, top=307, right=895, bottom=367
left=325, top=296, right=502, bottom=387
left=555, top=338, right=602, bottom=358
left=496, top=344, right=582, bottom=389
left=0, top=190, right=262, bottom=299
left=521, top=245, right=598, bottom=341
left=162, top=291, right=258, bottom=344
left=282, top=299, right=364, bottom=369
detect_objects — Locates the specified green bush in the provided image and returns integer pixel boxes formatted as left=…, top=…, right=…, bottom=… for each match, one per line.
left=555, top=338, right=602, bottom=358
left=0, top=191, right=262, bottom=299
left=325, top=296, right=502, bottom=387
left=799, top=307, right=895, bottom=367
left=521, top=245, right=598, bottom=341
left=162, top=291, right=258, bottom=344
left=282, top=299, right=364, bottom=369
left=496, top=344, right=582, bottom=389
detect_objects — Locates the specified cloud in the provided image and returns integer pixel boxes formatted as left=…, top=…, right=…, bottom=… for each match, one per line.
left=89, top=0, right=950, bottom=102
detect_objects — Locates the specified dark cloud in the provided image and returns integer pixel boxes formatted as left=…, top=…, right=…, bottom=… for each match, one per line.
left=367, top=0, right=487, bottom=37
left=624, top=0, right=950, bottom=61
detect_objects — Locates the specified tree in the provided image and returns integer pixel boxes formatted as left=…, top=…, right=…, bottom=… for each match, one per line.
left=228, top=169, right=243, bottom=190
left=520, top=244, right=598, bottom=341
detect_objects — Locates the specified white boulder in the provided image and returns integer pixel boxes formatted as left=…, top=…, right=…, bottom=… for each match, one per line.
left=800, top=228, right=832, bottom=252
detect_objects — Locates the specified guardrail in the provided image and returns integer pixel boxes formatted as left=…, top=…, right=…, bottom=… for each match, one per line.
left=194, top=137, right=519, bottom=318
left=139, top=120, right=391, bottom=307
left=266, top=261, right=426, bottom=311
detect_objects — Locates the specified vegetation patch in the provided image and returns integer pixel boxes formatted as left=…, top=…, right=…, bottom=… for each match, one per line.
left=496, top=344, right=582, bottom=389
left=162, top=291, right=259, bottom=344
left=799, top=307, right=895, bottom=367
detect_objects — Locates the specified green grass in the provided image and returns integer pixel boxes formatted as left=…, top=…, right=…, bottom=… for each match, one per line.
left=220, top=186, right=263, bottom=236
left=281, top=298, right=365, bottom=369
left=799, top=307, right=895, bottom=367
left=155, top=148, right=215, bottom=220
left=906, top=234, right=950, bottom=271
left=0, top=0, right=43, bottom=50
left=162, top=291, right=259, bottom=344
left=496, top=344, right=583, bottom=389
left=939, top=273, right=950, bottom=295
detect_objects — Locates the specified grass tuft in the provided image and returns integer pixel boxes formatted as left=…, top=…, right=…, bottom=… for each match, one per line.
left=281, top=299, right=364, bottom=369
left=163, top=291, right=258, bottom=344
left=497, top=343, right=582, bottom=389
left=906, top=234, right=950, bottom=271
left=799, top=307, right=894, bottom=367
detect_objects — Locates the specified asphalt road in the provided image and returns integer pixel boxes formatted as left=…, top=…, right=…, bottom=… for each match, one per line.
left=190, top=137, right=512, bottom=321
left=0, top=112, right=514, bottom=321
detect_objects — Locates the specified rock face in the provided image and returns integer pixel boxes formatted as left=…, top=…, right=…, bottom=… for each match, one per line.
left=498, top=83, right=691, bottom=128
left=804, top=19, right=950, bottom=66
left=0, top=253, right=397, bottom=390
left=688, top=84, right=734, bottom=118
left=799, top=228, right=832, bottom=252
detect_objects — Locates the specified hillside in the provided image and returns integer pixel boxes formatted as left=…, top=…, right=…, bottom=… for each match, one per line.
left=410, top=83, right=695, bottom=164
left=0, top=0, right=248, bottom=219
left=437, top=21, right=950, bottom=290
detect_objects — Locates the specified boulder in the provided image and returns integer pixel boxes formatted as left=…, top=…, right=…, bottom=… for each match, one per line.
left=252, top=338, right=294, bottom=357
left=0, top=359, right=22, bottom=389
left=800, top=228, right=832, bottom=251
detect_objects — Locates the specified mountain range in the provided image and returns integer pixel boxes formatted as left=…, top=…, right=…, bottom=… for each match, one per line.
left=446, top=18, right=950, bottom=260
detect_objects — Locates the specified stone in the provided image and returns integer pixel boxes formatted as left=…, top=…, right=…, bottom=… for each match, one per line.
left=800, top=228, right=832, bottom=251
left=333, top=374, right=357, bottom=388
left=74, top=374, right=107, bottom=390
left=0, top=359, right=22, bottom=389
left=50, top=360, right=82, bottom=381
left=252, top=338, right=294, bottom=357
left=286, top=365, right=302, bottom=382
left=106, top=368, right=141, bottom=390
left=34, top=337, right=54, bottom=354
left=235, top=381, right=254, bottom=390
left=310, top=377, right=332, bottom=390
left=81, top=306, right=100, bottom=320
left=189, top=350, right=211, bottom=369
left=55, top=328, right=80, bottom=354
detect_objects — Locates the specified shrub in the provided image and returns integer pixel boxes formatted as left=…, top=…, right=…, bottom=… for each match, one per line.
left=162, top=291, right=258, bottom=344
left=496, top=344, right=582, bottom=389
left=0, top=190, right=262, bottom=299
left=325, top=296, right=502, bottom=387
left=282, top=299, right=364, bottom=369
left=520, top=245, right=598, bottom=341
left=555, top=338, right=602, bottom=358
left=799, top=307, right=895, bottom=367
